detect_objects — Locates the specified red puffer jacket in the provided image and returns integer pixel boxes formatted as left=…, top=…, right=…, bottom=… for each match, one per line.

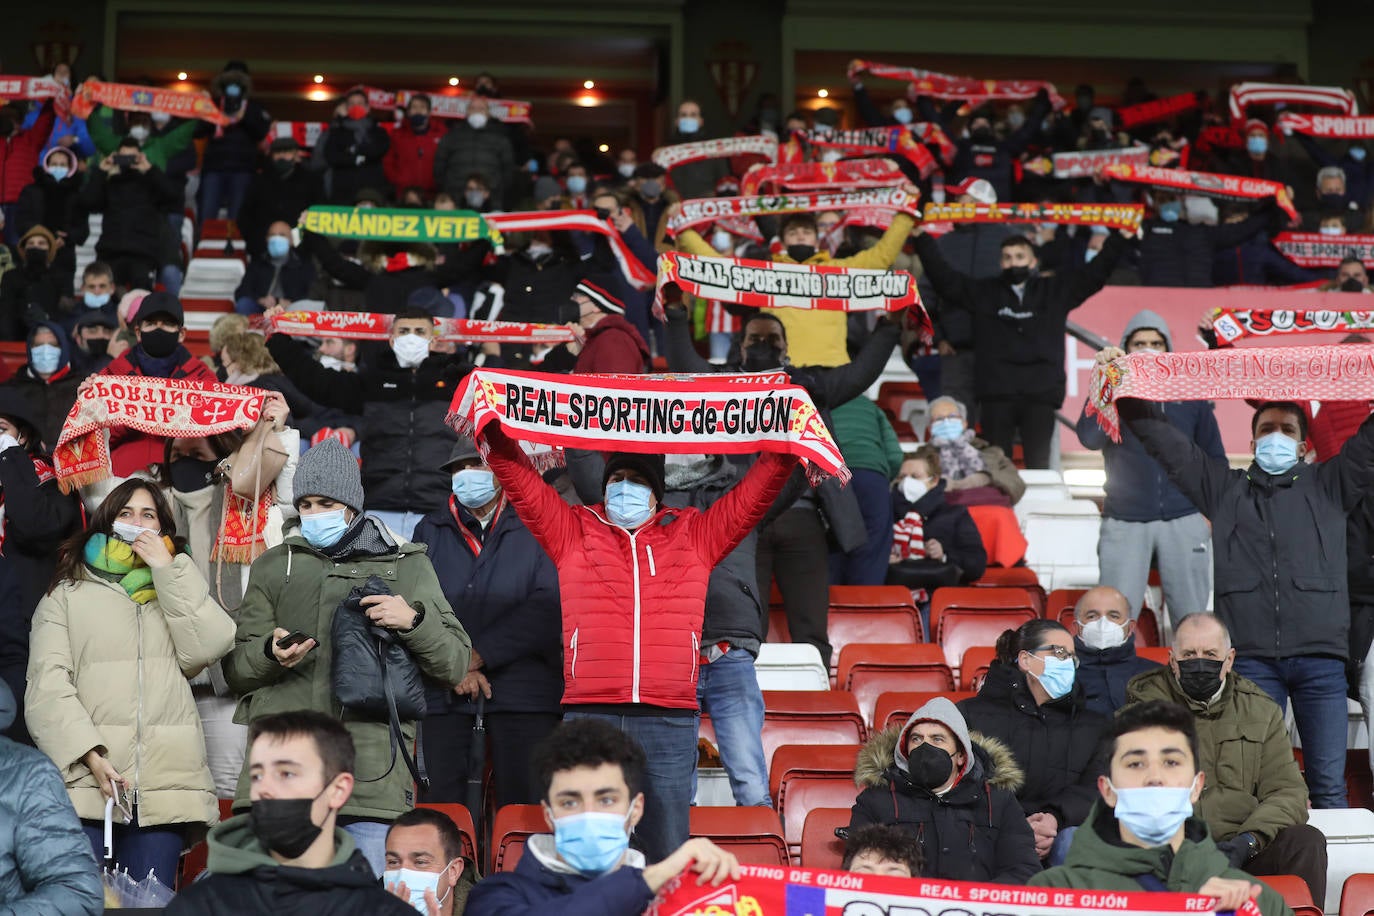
left=483, top=426, right=795, bottom=708
left=0, top=104, right=54, bottom=204
left=382, top=121, right=442, bottom=195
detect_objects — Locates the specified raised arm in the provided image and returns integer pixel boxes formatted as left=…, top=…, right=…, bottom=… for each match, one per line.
left=663, top=301, right=715, bottom=373
left=833, top=212, right=914, bottom=270
left=693, top=451, right=799, bottom=565
left=1075, top=398, right=1110, bottom=451
left=265, top=331, right=366, bottom=408
left=810, top=317, right=899, bottom=407
left=1117, top=395, right=1232, bottom=518
left=911, top=231, right=975, bottom=308
left=480, top=424, right=579, bottom=563
left=1322, top=410, right=1374, bottom=510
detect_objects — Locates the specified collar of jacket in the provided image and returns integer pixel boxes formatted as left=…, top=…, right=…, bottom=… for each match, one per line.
left=1073, top=632, right=1140, bottom=665
left=1244, top=463, right=1307, bottom=489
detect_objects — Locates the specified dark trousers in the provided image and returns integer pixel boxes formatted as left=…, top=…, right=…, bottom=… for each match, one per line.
left=758, top=507, right=832, bottom=667
left=979, top=397, right=1056, bottom=469
left=82, top=810, right=184, bottom=889
left=828, top=468, right=894, bottom=587
left=418, top=709, right=561, bottom=814
left=1243, top=823, right=1328, bottom=905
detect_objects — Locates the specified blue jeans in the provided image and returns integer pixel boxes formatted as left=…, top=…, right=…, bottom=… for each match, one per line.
left=235, top=295, right=265, bottom=316
left=1233, top=655, right=1348, bottom=808
left=83, top=810, right=184, bottom=887
left=1049, top=825, right=1076, bottom=865
left=564, top=710, right=697, bottom=862
left=198, top=170, right=253, bottom=225
left=342, top=819, right=390, bottom=877
left=696, top=648, right=771, bottom=807
left=158, top=263, right=183, bottom=297
left=828, top=468, right=896, bottom=586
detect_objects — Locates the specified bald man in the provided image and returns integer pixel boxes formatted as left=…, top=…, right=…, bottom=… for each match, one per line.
left=1126, top=613, right=1326, bottom=904
left=1071, top=586, right=1159, bottom=716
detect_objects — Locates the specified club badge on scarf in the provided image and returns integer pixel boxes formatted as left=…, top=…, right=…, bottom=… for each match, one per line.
left=70, top=80, right=229, bottom=125
left=1210, top=308, right=1374, bottom=346
left=1087, top=345, right=1374, bottom=441
left=651, top=135, right=778, bottom=171
left=1273, top=232, right=1374, bottom=268
left=299, top=206, right=501, bottom=244
left=848, top=58, right=1067, bottom=109
left=1277, top=112, right=1374, bottom=139
left=55, top=377, right=265, bottom=492
left=448, top=368, right=849, bottom=485
left=920, top=200, right=1143, bottom=233
left=668, top=186, right=920, bottom=237
left=266, top=310, right=577, bottom=344
left=1103, top=162, right=1299, bottom=222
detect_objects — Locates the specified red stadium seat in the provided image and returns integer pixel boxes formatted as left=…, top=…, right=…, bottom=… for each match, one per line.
left=829, top=585, right=918, bottom=611
left=835, top=643, right=954, bottom=726
left=1046, top=588, right=1088, bottom=621
left=761, top=690, right=867, bottom=771
left=1263, top=874, right=1321, bottom=916
left=770, top=744, right=861, bottom=864
left=971, top=568, right=1046, bottom=615
left=827, top=607, right=925, bottom=684
left=1135, top=606, right=1161, bottom=647
left=490, top=804, right=546, bottom=873
left=959, top=646, right=998, bottom=691
left=873, top=690, right=978, bottom=732
left=417, top=803, right=480, bottom=869
left=178, top=799, right=235, bottom=888
left=689, top=807, right=788, bottom=866
left=1136, top=646, right=1171, bottom=666
left=1340, top=873, right=1374, bottom=916
left=931, top=588, right=1038, bottom=675
left=767, top=608, right=791, bottom=643
left=800, top=807, right=851, bottom=871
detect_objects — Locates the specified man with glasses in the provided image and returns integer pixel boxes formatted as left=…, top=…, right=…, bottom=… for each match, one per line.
left=1071, top=585, right=1160, bottom=716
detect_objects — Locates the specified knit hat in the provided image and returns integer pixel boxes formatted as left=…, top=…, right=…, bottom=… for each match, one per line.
left=294, top=438, right=365, bottom=513
left=602, top=452, right=665, bottom=502
left=574, top=279, right=625, bottom=315
left=1088, top=107, right=1114, bottom=129
left=19, top=225, right=57, bottom=264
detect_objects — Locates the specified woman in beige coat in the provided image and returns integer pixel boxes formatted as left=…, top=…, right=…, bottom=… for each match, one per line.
left=26, top=479, right=236, bottom=886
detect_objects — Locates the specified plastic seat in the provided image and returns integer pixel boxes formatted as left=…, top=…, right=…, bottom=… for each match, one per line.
left=1136, top=646, right=1171, bottom=666
left=767, top=608, right=790, bottom=643
left=769, top=744, right=862, bottom=864
left=1135, top=606, right=1161, bottom=647
left=931, top=588, right=1038, bottom=674
left=827, top=606, right=926, bottom=683
left=971, top=568, right=1046, bottom=615
left=754, top=643, right=829, bottom=691
left=835, top=643, right=954, bottom=727
left=829, top=585, right=918, bottom=611
left=1264, top=874, right=1320, bottom=916
left=1047, top=588, right=1088, bottom=621
left=689, top=806, right=788, bottom=865
left=959, top=645, right=998, bottom=691
left=417, top=802, right=480, bottom=869
left=800, top=807, right=851, bottom=871
left=178, top=798, right=235, bottom=888
left=1340, top=872, right=1374, bottom=916
left=873, top=690, right=978, bottom=731
left=761, top=690, right=866, bottom=771
left=490, top=804, right=546, bottom=873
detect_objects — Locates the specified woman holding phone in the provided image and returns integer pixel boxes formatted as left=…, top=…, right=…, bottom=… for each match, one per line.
left=25, top=479, right=236, bottom=885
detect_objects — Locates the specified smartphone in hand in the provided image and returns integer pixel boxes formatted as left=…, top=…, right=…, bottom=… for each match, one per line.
left=275, top=631, right=314, bottom=649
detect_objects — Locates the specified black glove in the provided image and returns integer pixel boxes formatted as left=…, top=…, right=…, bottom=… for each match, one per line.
left=1215, top=832, right=1257, bottom=868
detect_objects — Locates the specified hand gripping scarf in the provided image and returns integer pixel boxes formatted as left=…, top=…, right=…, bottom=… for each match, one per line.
left=266, top=310, right=577, bottom=345
left=920, top=201, right=1143, bottom=233
left=667, top=186, right=920, bottom=238
left=1103, top=163, right=1299, bottom=222
left=847, top=59, right=1066, bottom=109
left=484, top=210, right=656, bottom=291
left=299, top=206, right=501, bottom=244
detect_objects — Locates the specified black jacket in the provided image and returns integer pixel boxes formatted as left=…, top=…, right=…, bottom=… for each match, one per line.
left=2, top=322, right=83, bottom=450
left=483, top=247, right=587, bottom=326
left=236, top=166, right=325, bottom=258
left=196, top=99, right=272, bottom=174
left=233, top=254, right=316, bottom=304
left=411, top=498, right=563, bottom=714
left=0, top=259, right=65, bottom=340
left=917, top=223, right=1015, bottom=348
left=322, top=117, right=391, bottom=204
left=79, top=164, right=181, bottom=262
left=892, top=479, right=987, bottom=581
left=958, top=659, right=1109, bottom=829
left=917, top=91, right=1051, bottom=202
left=1121, top=397, right=1374, bottom=660
left=914, top=231, right=1127, bottom=404
left=266, top=334, right=464, bottom=512
left=1137, top=207, right=1275, bottom=288
left=1072, top=633, right=1160, bottom=717
left=14, top=166, right=87, bottom=287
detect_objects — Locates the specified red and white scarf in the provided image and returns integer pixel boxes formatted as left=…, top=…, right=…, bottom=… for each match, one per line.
left=804, top=128, right=939, bottom=177
left=1103, top=163, right=1299, bottom=222
left=266, top=310, right=577, bottom=344
left=1088, top=345, right=1374, bottom=441
left=740, top=159, right=906, bottom=196
left=667, top=186, right=920, bottom=237
left=1277, top=112, right=1374, bottom=140
left=1274, top=232, right=1374, bottom=269
left=271, top=120, right=327, bottom=148
left=70, top=79, right=229, bottom=125
left=362, top=86, right=533, bottom=124
left=1228, top=82, right=1358, bottom=122
left=54, top=377, right=265, bottom=492
left=1116, top=91, right=1203, bottom=130
left=651, top=135, right=777, bottom=171
left=1051, top=146, right=1150, bottom=179
left=0, top=75, right=70, bottom=116
left=484, top=210, right=655, bottom=291
left=891, top=511, right=925, bottom=560
left=1211, top=308, right=1374, bottom=346
left=920, top=201, right=1144, bottom=233
left=848, top=59, right=1066, bottom=109
left=448, top=368, right=850, bottom=484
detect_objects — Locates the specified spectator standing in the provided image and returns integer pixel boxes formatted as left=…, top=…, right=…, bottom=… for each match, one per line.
left=1134, top=193, right=1277, bottom=287
left=1071, top=586, right=1159, bottom=716
left=0, top=100, right=54, bottom=247
left=926, top=396, right=1026, bottom=505
left=434, top=97, right=515, bottom=209
left=915, top=91, right=1050, bottom=202
left=236, top=137, right=325, bottom=260
left=828, top=396, right=904, bottom=586
left=14, top=146, right=87, bottom=290
left=662, top=100, right=728, bottom=200
left=384, top=94, right=442, bottom=199
left=196, top=61, right=272, bottom=225
left=79, top=140, right=181, bottom=291
left=323, top=89, right=392, bottom=206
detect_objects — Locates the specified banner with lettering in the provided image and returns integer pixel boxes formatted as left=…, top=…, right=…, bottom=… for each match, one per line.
left=667, top=187, right=920, bottom=237
left=360, top=86, right=532, bottom=124
left=1274, top=232, right=1374, bottom=268
left=1103, top=163, right=1299, bottom=222
left=1210, top=309, right=1374, bottom=345
left=1116, top=91, right=1204, bottom=130
left=920, top=201, right=1144, bottom=233
left=70, top=80, right=229, bottom=126
left=1277, top=112, right=1374, bottom=139
left=652, top=136, right=778, bottom=171
left=805, top=127, right=939, bottom=176
left=299, top=206, right=500, bottom=244
left=267, top=310, right=577, bottom=344
left=1228, top=81, right=1358, bottom=121
left=448, top=368, right=849, bottom=484
left=656, top=251, right=920, bottom=314
left=0, top=75, right=70, bottom=115
left=740, top=160, right=906, bottom=196
left=646, top=863, right=1249, bottom=916
left=55, top=377, right=265, bottom=491
left=848, top=59, right=1066, bottom=109
left=1052, top=146, right=1150, bottom=179
left=1088, top=344, right=1374, bottom=440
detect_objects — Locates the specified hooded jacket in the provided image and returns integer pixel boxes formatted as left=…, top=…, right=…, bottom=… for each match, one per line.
left=0, top=258, right=66, bottom=341
left=917, top=222, right=1015, bottom=349
left=1029, top=801, right=1293, bottom=915
left=3, top=321, right=82, bottom=450
left=78, top=160, right=182, bottom=262
left=891, top=478, right=988, bottom=581
left=197, top=74, right=272, bottom=175
left=1118, top=397, right=1374, bottom=659
left=0, top=103, right=54, bottom=205
left=1125, top=668, right=1309, bottom=848
left=957, top=659, right=1109, bottom=829
left=1073, top=632, right=1159, bottom=717
left=15, top=163, right=89, bottom=257
left=574, top=314, right=650, bottom=375
left=1137, top=206, right=1276, bottom=287
left=0, top=679, right=104, bottom=913
left=1075, top=310, right=1226, bottom=523
left=164, top=815, right=415, bottom=915
left=850, top=697, right=1039, bottom=884
left=465, top=833, right=655, bottom=916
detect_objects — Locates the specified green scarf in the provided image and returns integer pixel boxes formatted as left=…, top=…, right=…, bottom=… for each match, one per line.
left=84, top=533, right=162, bottom=604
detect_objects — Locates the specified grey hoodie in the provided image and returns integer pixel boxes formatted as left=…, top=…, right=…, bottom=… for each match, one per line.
left=893, top=696, right=974, bottom=782
left=1119, top=308, right=1173, bottom=351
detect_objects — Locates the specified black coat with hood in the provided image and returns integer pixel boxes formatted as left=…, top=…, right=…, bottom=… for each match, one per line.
left=892, top=478, right=987, bottom=582
left=851, top=697, right=1040, bottom=884
left=2, top=321, right=84, bottom=451
left=958, top=659, right=1110, bottom=830
left=79, top=162, right=181, bottom=263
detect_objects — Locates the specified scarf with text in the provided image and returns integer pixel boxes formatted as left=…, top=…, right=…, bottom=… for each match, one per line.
left=300, top=205, right=501, bottom=244
left=1051, top=145, right=1150, bottom=179
left=449, top=368, right=849, bottom=484
left=667, top=186, right=920, bottom=237
left=54, top=376, right=265, bottom=492
left=921, top=200, right=1143, bottom=233
left=651, top=135, right=778, bottom=171
left=212, top=485, right=274, bottom=565
left=1228, top=82, right=1358, bottom=122
left=804, top=127, right=939, bottom=176
left=267, top=309, right=578, bottom=344
left=1210, top=308, right=1374, bottom=346
left=1116, top=91, right=1204, bottom=130
left=359, top=86, right=532, bottom=124
left=740, top=159, right=906, bottom=196
left=70, top=80, right=229, bottom=125
left=1103, top=162, right=1299, bottom=221
left=0, top=75, right=70, bottom=116
left=1088, top=345, right=1374, bottom=441
left=1274, top=232, right=1374, bottom=268
left=1277, top=112, right=1374, bottom=140
left=484, top=210, right=656, bottom=290
left=847, top=59, right=1066, bottom=109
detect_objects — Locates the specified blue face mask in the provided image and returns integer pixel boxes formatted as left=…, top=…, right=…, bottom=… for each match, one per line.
left=47, top=164, right=69, bottom=181
left=267, top=235, right=291, bottom=259
left=677, top=116, right=700, bottom=135
left=1352, top=147, right=1368, bottom=162
left=552, top=811, right=631, bottom=875
left=1157, top=201, right=1181, bottom=223
left=300, top=508, right=350, bottom=548
left=1030, top=652, right=1076, bottom=699
left=452, top=468, right=498, bottom=509
left=84, top=291, right=111, bottom=309
left=893, top=107, right=913, bottom=125
left=566, top=175, right=587, bottom=194
left=1246, top=135, right=1268, bottom=156
left=929, top=417, right=965, bottom=443
left=605, top=480, right=654, bottom=529
left=1109, top=778, right=1198, bottom=846
left=1254, top=431, right=1300, bottom=476
left=224, top=83, right=243, bottom=98
left=29, top=343, right=62, bottom=375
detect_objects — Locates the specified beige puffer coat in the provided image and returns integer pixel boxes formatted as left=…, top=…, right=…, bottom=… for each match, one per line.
left=25, top=553, right=236, bottom=826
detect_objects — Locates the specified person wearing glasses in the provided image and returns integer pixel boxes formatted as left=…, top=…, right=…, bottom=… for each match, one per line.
left=958, top=619, right=1109, bottom=867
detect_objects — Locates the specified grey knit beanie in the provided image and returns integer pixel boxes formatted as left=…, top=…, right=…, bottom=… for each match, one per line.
left=294, top=439, right=365, bottom=513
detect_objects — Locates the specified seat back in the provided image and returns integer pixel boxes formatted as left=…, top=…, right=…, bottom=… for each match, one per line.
left=761, top=690, right=866, bottom=771
left=959, top=645, right=998, bottom=691
left=769, top=744, right=861, bottom=808
left=1135, top=606, right=1161, bottom=647
left=490, top=804, right=546, bottom=873
left=874, top=690, right=977, bottom=731
left=827, top=606, right=926, bottom=677
left=755, top=643, right=829, bottom=691
left=417, top=803, right=480, bottom=871
left=1046, top=588, right=1088, bottom=621
left=829, top=585, right=919, bottom=611
left=800, top=807, right=851, bottom=871
left=1263, top=874, right=1316, bottom=912
left=1340, top=873, right=1374, bottom=916
left=931, top=592, right=1037, bottom=674
left=688, top=806, right=789, bottom=866
left=971, top=567, right=1046, bottom=615
left=776, top=773, right=860, bottom=864
left=1136, top=646, right=1171, bottom=666
left=835, top=643, right=952, bottom=725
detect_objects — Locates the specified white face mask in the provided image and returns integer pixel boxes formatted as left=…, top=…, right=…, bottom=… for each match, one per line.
left=711, top=230, right=733, bottom=253
left=111, top=520, right=156, bottom=544
left=384, top=861, right=455, bottom=913
left=392, top=334, right=431, bottom=368
left=618, top=162, right=636, bottom=178
left=318, top=355, right=346, bottom=371
left=1079, top=617, right=1128, bottom=651
left=467, top=112, right=489, bottom=130
left=900, top=476, right=929, bottom=503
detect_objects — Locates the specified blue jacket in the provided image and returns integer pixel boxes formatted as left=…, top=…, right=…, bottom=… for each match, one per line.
left=0, top=678, right=104, bottom=912
left=465, top=836, right=655, bottom=916
left=411, top=497, right=562, bottom=714
left=1073, top=634, right=1160, bottom=717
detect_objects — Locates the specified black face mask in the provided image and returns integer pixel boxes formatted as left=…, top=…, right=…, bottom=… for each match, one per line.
left=786, top=244, right=816, bottom=262
left=475, top=84, right=498, bottom=98
left=970, top=127, right=994, bottom=144
left=1176, top=657, right=1225, bottom=702
left=0, top=116, right=14, bottom=137
left=1341, top=278, right=1367, bottom=293
left=139, top=328, right=180, bottom=359
left=169, top=456, right=217, bottom=493
left=271, top=158, right=295, bottom=178
left=84, top=337, right=111, bottom=358
left=1320, top=193, right=1346, bottom=210
left=249, top=793, right=326, bottom=859
left=905, top=740, right=955, bottom=791
left=1002, top=265, right=1032, bottom=285
left=409, top=113, right=429, bottom=132
left=594, top=207, right=612, bottom=221
left=741, top=343, right=783, bottom=371
left=222, top=95, right=243, bottom=116
left=24, top=249, right=47, bottom=272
